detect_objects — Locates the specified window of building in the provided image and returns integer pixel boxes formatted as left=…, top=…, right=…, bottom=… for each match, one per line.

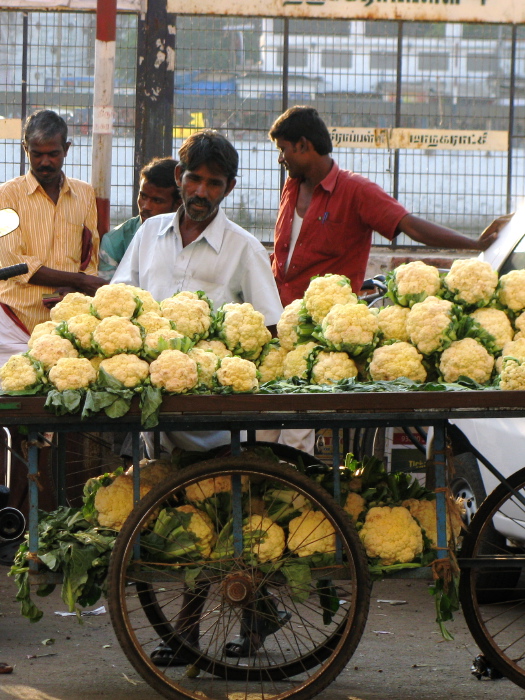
left=418, top=52, right=449, bottom=72
left=370, top=52, right=398, bottom=70
left=289, top=19, right=350, bottom=37
left=276, top=49, right=308, bottom=68
left=466, top=53, right=500, bottom=73
left=321, top=50, right=353, bottom=70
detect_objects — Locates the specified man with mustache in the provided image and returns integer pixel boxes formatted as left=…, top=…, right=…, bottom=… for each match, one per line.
left=0, top=109, right=106, bottom=367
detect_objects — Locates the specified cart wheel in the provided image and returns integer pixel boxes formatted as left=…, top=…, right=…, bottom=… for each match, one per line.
left=459, top=466, right=525, bottom=686
left=108, top=455, right=370, bottom=700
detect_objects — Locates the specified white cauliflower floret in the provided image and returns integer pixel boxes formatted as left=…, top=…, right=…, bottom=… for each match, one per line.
left=136, top=311, right=172, bottom=335
left=50, top=292, right=93, bottom=322
left=496, top=337, right=525, bottom=373
left=319, top=302, right=379, bottom=357
left=160, top=293, right=212, bottom=342
left=439, top=338, right=494, bottom=384
left=176, top=504, right=216, bottom=558
left=48, top=357, right=97, bottom=391
left=121, top=285, right=160, bottom=314
left=388, top=261, right=441, bottom=307
left=257, top=341, right=287, bottom=383
left=185, top=475, right=248, bottom=503
left=498, top=270, right=525, bottom=312
left=93, top=316, right=143, bottom=357
left=369, top=342, right=427, bottom=382
left=143, top=328, right=187, bottom=359
left=283, top=341, right=318, bottom=379
left=277, top=298, right=303, bottom=351
left=243, top=515, right=286, bottom=563
left=63, top=313, right=101, bottom=351
left=187, top=347, right=219, bottom=387
left=406, top=296, right=456, bottom=355
left=359, top=506, right=423, bottom=565
left=216, top=302, right=271, bottom=360
left=195, top=339, right=232, bottom=359
left=303, top=274, right=356, bottom=324
left=443, top=259, right=498, bottom=308
left=287, top=510, right=336, bottom=557
left=402, top=498, right=463, bottom=548
left=149, top=349, right=198, bottom=393
left=0, top=354, right=42, bottom=391
left=94, top=474, right=152, bottom=530
left=344, top=492, right=366, bottom=523
left=28, top=321, right=59, bottom=349
left=125, top=458, right=177, bottom=487
left=500, top=357, right=525, bottom=390
left=469, top=307, right=513, bottom=353
left=377, top=305, right=411, bottom=343
left=514, top=311, right=525, bottom=340
left=92, top=283, right=140, bottom=319
left=215, top=356, right=258, bottom=393
left=99, top=353, right=150, bottom=388
left=310, top=350, right=358, bottom=384
left=29, top=334, right=78, bottom=370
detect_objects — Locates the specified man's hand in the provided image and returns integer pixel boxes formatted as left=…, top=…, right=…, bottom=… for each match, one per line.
left=75, top=273, right=108, bottom=295
left=476, top=213, right=514, bottom=251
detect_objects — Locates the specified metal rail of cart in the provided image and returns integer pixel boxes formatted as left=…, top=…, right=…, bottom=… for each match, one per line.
left=2, top=391, right=525, bottom=700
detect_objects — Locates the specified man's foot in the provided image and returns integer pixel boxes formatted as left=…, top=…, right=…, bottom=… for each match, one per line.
left=150, top=635, right=199, bottom=668
left=224, top=609, right=292, bottom=658
left=0, top=663, right=13, bottom=674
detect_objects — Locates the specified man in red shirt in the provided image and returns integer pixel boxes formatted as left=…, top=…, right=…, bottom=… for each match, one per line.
left=269, top=105, right=499, bottom=307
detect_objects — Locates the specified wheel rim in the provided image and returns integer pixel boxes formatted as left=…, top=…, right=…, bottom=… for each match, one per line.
left=108, top=456, right=370, bottom=700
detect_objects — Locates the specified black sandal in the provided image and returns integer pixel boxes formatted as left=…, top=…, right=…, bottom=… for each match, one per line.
left=150, top=635, right=199, bottom=667
left=224, top=608, right=292, bottom=658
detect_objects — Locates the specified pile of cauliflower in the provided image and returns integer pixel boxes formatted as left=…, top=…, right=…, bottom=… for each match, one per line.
left=0, top=284, right=270, bottom=399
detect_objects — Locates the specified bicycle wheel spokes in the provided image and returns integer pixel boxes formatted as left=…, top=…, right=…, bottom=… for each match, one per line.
left=108, top=455, right=370, bottom=700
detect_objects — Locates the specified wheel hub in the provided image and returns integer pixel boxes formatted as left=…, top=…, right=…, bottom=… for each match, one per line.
left=222, top=573, right=255, bottom=606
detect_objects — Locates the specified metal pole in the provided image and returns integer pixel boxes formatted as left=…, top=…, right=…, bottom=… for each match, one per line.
left=279, top=18, right=289, bottom=193
left=19, top=12, right=28, bottom=176
left=393, top=20, right=403, bottom=203
left=506, top=24, right=517, bottom=214
left=92, top=0, right=117, bottom=236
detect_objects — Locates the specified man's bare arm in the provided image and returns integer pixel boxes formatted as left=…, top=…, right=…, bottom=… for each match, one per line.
left=398, top=213, right=499, bottom=252
left=30, top=266, right=107, bottom=295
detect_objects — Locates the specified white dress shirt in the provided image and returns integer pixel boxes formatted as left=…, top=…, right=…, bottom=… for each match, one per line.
left=112, top=207, right=283, bottom=324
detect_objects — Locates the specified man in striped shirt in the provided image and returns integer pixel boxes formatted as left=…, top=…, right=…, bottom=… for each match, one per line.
left=0, top=109, right=107, bottom=367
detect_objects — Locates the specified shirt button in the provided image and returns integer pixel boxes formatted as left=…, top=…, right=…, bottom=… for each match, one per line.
left=284, top=244, right=288, bottom=248
left=284, top=283, right=289, bottom=287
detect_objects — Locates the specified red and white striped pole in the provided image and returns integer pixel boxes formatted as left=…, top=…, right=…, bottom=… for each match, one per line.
left=92, top=0, right=117, bottom=236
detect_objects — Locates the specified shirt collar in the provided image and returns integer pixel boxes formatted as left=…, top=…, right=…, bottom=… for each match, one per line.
left=162, top=206, right=226, bottom=254
left=317, top=159, right=340, bottom=194
left=25, top=170, right=69, bottom=196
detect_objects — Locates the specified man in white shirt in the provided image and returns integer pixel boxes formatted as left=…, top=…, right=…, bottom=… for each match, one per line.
left=112, top=129, right=283, bottom=453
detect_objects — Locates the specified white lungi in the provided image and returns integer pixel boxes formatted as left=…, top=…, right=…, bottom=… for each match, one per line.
left=256, top=429, right=316, bottom=456
left=0, top=305, right=30, bottom=370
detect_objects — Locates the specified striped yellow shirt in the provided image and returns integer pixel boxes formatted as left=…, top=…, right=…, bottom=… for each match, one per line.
left=0, top=171, right=99, bottom=333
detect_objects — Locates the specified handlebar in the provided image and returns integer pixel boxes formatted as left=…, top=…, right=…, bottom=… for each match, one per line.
left=0, top=263, right=28, bottom=281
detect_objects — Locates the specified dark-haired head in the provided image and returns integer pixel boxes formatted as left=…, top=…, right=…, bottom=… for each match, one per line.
left=23, top=109, right=69, bottom=149
left=269, top=106, right=332, bottom=155
left=178, top=130, right=238, bottom=183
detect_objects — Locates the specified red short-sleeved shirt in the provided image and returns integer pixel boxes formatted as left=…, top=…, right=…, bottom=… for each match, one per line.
left=272, top=161, right=409, bottom=307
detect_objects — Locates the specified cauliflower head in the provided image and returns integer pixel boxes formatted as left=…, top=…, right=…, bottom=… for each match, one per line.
left=257, top=341, right=287, bottom=383
left=498, top=270, right=525, bottom=313
left=377, top=305, right=411, bottom=343
left=28, top=321, right=59, bottom=349
left=496, top=337, right=525, bottom=373
left=310, top=349, right=358, bottom=385
left=0, top=354, right=44, bottom=391
left=99, top=353, right=150, bottom=388
left=216, top=302, right=271, bottom=360
left=149, top=349, right=198, bottom=393
left=215, top=356, right=258, bottom=393
left=48, top=357, right=97, bottom=391
left=303, top=274, right=356, bottom=324
left=287, top=510, right=336, bottom=557
left=277, top=298, right=303, bottom=351
left=94, top=474, right=152, bottom=530
left=402, top=498, right=463, bottom=548
left=406, top=296, right=457, bottom=355
left=387, top=261, right=441, bottom=307
left=319, top=302, right=379, bottom=357
left=92, top=283, right=140, bottom=319
left=61, top=313, right=101, bottom=352
left=439, top=338, right=494, bottom=384
left=344, top=492, right=366, bottom=523
left=92, top=316, right=143, bottom=357
left=359, top=506, right=423, bottom=565
left=243, top=515, right=286, bottom=563
left=185, top=475, right=248, bottom=503
left=188, top=347, right=220, bottom=387
left=443, top=259, right=498, bottom=308
left=369, top=342, right=427, bottom=382
left=283, top=341, right=318, bottom=379
left=176, top=504, right=217, bottom=558
left=500, top=357, right=525, bottom=390
left=514, top=311, right=525, bottom=340
left=125, top=458, right=177, bottom=487
left=136, top=311, right=172, bottom=335
left=29, top=334, right=78, bottom=370
left=143, top=328, right=190, bottom=360
left=121, top=285, right=160, bottom=315
left=468, top=307, right=513, bottom=354
left=50, top=292, right=93, bottom=322
left=160, top=292, right=213, bottom=342
left=195, top=339, right=232, bottom=359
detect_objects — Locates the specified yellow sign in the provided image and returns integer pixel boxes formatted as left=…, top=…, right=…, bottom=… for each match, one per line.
left=0, top=119, right=21, bottom=140
left=173, top=112, right=205, bottom=139
left=167, top=0, right=525, bottom=24
left=330, top=127, right=508, bottom=151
